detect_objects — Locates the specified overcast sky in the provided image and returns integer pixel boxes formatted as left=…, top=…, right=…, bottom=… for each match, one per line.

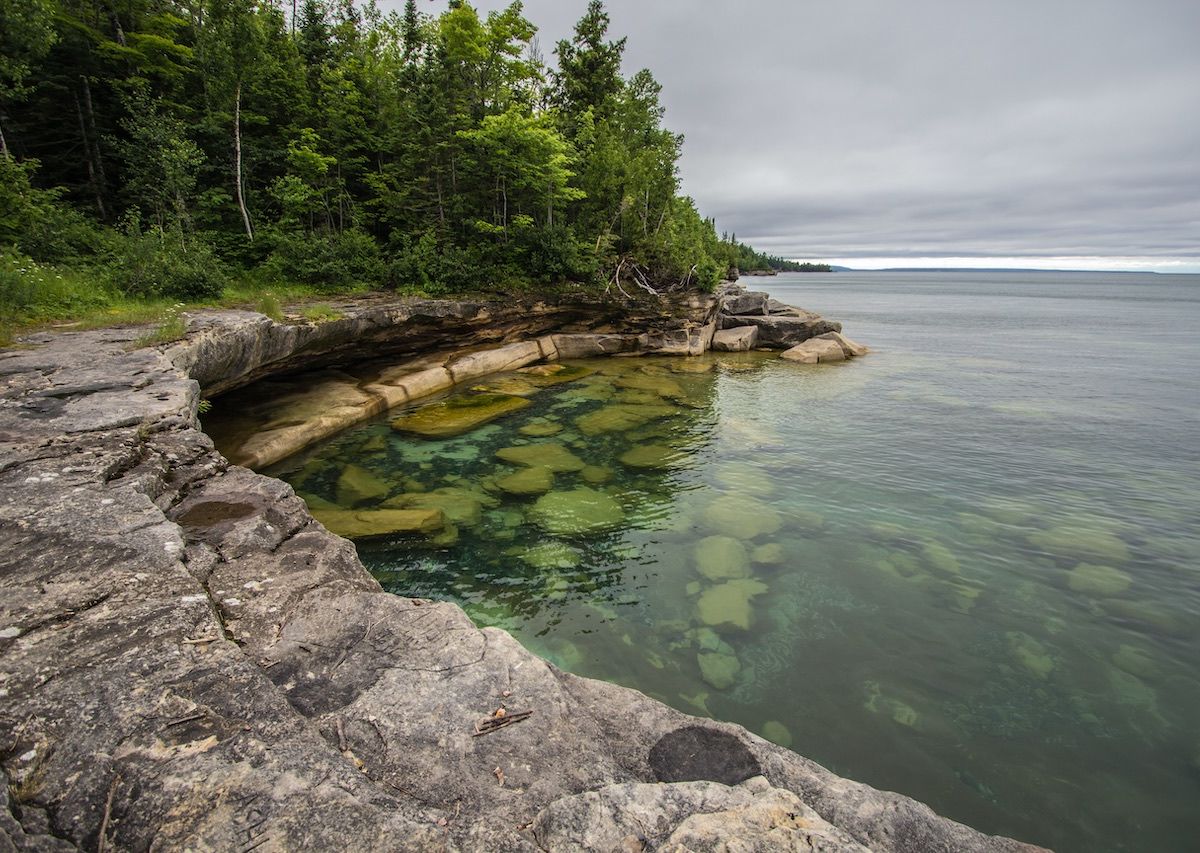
left=383, top=1, right=1199, bottom=271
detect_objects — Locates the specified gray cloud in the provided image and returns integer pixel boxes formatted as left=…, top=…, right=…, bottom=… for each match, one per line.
left=382, top=1, right=1200, bottom=268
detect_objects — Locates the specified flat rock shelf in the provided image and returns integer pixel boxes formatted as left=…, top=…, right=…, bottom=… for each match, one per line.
left=0, top=294, right=1042, bottom=851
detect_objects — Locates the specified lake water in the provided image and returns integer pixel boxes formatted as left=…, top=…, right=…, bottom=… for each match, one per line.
left=259, top=271, right=1200, bottom=852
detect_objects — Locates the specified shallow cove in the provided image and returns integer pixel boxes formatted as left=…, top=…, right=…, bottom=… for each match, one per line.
left=212, top=271, right=1200, bottom=853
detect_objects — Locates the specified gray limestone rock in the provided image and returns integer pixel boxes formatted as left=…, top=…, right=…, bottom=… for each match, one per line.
left=0, top=300, right=1042, bottom=853
left=721, top=291, right=771, bottom=317
left=712, top=325, right=759, bottom=352
left=719, top=313, right=844, bottom=349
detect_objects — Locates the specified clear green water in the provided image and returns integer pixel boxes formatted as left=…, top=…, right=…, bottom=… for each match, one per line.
left=254, top=272, right=1200, bottom=853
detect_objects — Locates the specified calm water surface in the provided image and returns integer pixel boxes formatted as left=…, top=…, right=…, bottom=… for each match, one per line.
left=260, top=272, right=1200, bottom=852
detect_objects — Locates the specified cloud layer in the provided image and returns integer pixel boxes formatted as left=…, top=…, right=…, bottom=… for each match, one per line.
left=388, top=1, right=1200, bottom=269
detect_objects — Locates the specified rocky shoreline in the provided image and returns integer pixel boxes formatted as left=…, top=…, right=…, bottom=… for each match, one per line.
left=0, top=287, right=1044, bottom=851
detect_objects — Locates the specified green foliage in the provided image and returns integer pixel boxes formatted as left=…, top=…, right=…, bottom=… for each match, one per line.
left=256, top=291, right=283, bottom=322
left=133, top=306, right=188, bottom=347
left=0, top=0, right=806, bottom=326
left=0, top=157, right=108, bottom=263
left=113, top=226, right=230, bottom=301
left=264, top=227, right=382, bottom=291
left=301, top=303, right=343, bottom=323
left=0, top=0, right=56, bottom=102
left=0, top=248, right=108, bottom=319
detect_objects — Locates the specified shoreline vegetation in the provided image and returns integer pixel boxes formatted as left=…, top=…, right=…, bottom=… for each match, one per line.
left=0, top=0, right=825, bottom=347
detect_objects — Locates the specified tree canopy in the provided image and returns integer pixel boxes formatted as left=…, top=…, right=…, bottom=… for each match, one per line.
left=0, top=0, right=822, bottom=302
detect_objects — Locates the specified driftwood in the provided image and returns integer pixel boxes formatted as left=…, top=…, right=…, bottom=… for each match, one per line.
left=472, top=710, right=533, bottom=737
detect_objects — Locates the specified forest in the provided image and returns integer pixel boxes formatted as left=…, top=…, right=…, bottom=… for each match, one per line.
left=0, top=0, right=826, bottom=336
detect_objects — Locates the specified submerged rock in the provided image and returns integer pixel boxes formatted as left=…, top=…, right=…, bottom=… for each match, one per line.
left=703, top=495, right=782, bottom=540
left=694, top=535, right=751, bottom=581
left=496, top=465, right=556, bottom=496
left=580, top=465, right=613, bottom=484
left=714, top=466, right=776, bottom=496
left=312, top=506, right=445, bottom=538
left=530, top=487, right=625, bottom=535
left=520, top=541, right=582, bottom=570
left=619, top=444, right=682, bottom=469
left=696, top=578, right=768, bottom=630
left=1112, top=644, right=1159, bottom=680
left=615, top=374, right=687, bottom=400
left=517, top=362, right=596, bottom=383
left=1068, top=563, right=1132, bottom=597
left=922, top=541, right=962, bottom=576
left=1006, top=631, right=1056, bottom=680
left=761, top=720, right=793, bottom=748
left=391, top=392, right=532, bottom=438
left=496, top=442, right=587, bottom=472
left=382, top=486, right=489, bottom=526
left=336, top=463, right=392, bottom=506
left=519, top=417, right=563, bottom=437
left=697, top=650, right=742, bottom=690
left=750, top=542, right=785, bottom=565
left=575, top=403, right=678, bottom=435
left=1028, top=525, right=1131, bottom=564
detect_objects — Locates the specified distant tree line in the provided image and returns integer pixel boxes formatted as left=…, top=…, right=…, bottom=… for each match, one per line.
left=719, top=234, right=831, bottom=274
left=0, top=0, right=822, bottom=308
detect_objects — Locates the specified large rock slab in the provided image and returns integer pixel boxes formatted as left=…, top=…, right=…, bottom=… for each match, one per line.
left=719, top=313, right=843, bottom=348
left=712, top=325, right=759, bottom=352
left=721, top=290, right=771, bottom=316
left=781, top=337, right=848, bottom=364
left=0, top=306, right=1043, bottom=853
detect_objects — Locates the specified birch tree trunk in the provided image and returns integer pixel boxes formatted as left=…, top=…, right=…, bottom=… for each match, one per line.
left=234, top=83, right=254, bottom=241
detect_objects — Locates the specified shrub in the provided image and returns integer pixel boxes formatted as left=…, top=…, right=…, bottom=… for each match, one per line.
left=263, top=228, right=383, bottom=292
left=257, top=291, right=284, bottom=322
left=110, top=229, right=229, bottom=301
left=0, top=248, right=111, bottom=321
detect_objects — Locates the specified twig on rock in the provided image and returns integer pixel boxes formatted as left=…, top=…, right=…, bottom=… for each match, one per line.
left=472, top=710, right=533, bottom=737
left=97, top=773, right=120, bottom=853
left=164, top=712, right=205, bottom=728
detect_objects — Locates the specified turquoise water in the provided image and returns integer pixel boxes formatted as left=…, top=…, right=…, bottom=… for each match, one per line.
left=261, top=272, right=1200, bottom=852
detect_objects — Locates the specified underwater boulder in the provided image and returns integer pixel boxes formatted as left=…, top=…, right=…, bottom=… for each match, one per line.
left=530, top=487, right=625, bottom=536
left=312, top=506, right=445, bottom=539
left=519, top=418, right=563, bottom=437
left=574, top=403, right=678, bottom=436
left=694, top=535, right=751, bottom=581
left=619, top=444, right=683, bottom=470
left=615, top=374, right=687, bottom=400
left=697, top=650, right=742, bottom=690
left=921, top=541, right=961, bottom=576
left=520, top=541, right=582, bottom=570
left=751, top=543, right=785, bottom=565
left=1068, top=563, right=1132, bottom=597
left=516, top=362, right=597, bottom=385
left=496, top=466, right=556, bottom=496
left=391, top=393, right=532, bottom=438
left=761, top=720, right=793, bottom=748
left=382, top=487, right=488, bottom=527
left=703, top=495, right=782, bottom=540
left=1028, top=525, right=1131, bottom=564
left=496, top=443, right=586, bottom=472
left=336, top=464, right=391, bottom=506
left=695, top=578, right=768, bottom=630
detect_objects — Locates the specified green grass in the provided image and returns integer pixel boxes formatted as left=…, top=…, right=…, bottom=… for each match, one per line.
left=132, top=308, right=188, bottom=347
left=256, top=291, right=284, bottom=322
left=300, top=303, right=344, bottom=323
left=0, top=249, right=371, bottom=347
